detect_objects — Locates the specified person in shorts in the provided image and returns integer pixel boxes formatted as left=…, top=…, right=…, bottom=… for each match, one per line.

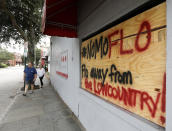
left=23, top=62, right=37, bottom=96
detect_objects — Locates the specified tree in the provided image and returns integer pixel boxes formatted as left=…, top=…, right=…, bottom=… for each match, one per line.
left=0, top=48, right=14, bottom=63
left=36, top=48, right=41, bottom=66
left=0, top=0, right=44, bottom=64
left=21, top=55, right=24, bottom=65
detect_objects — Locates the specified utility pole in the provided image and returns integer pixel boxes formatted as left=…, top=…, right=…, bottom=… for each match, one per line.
left=23, top=41, right=28, bottom=90
left=34, top=44, right=36, bottom=67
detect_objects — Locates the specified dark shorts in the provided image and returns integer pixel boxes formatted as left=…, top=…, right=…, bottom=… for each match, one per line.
left=25, top=80, right=34, bottom=85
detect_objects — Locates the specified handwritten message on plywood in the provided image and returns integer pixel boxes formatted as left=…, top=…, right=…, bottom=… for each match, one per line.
left=81, top=3, right=166, bottom=127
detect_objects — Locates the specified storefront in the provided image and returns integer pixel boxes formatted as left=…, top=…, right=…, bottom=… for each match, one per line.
left=42, top=0, right=172, bottom=131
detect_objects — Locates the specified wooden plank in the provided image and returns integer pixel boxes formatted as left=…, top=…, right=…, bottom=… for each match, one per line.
left=81, top=2, right=166, bottom=127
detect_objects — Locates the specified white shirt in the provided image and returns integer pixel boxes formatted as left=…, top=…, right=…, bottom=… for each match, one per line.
left=37, top=68, right=45, bottom=77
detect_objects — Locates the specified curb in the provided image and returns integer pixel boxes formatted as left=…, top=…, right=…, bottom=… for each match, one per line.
left=0, top=88, right=22, bottom=125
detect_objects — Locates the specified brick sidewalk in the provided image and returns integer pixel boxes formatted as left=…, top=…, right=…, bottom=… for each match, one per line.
left=0, top=76, right=84, bottom=131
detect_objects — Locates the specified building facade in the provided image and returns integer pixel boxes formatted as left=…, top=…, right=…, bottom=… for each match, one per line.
left=8, top=53, right=22, bottom=66
left=43, top=0, right=172, bottom=131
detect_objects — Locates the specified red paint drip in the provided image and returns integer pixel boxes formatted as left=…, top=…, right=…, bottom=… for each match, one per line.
left=160, top=73, right=166, bottom=125
left=160, top=116, right=166, bottom=125
left=161, top=72, right=166, bottom=112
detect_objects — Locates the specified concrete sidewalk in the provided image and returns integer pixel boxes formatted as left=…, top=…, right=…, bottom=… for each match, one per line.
left=0, top=75, right=84, bottom=131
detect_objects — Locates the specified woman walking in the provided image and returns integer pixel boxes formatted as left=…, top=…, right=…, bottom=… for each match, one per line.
left=37, top=65, right=45, bottom=88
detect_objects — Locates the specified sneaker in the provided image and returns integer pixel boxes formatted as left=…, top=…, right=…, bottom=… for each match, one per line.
left=23, top=93, right=26, bottom=96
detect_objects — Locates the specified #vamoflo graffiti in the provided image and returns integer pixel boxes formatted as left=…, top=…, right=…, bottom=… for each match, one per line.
left=81, top=2, right=166, bottom=127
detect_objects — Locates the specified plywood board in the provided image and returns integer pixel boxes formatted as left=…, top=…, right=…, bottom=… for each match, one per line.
left=81, top=2, right=166, bottom=127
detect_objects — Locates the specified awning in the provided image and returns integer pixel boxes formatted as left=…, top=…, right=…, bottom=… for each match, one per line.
left=42, top=0, right=77, bottom=38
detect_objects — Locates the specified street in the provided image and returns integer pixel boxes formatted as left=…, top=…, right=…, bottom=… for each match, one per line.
left=0, top=66, right=24, bottom=122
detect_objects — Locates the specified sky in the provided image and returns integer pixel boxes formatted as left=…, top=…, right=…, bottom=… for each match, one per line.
left=0, top=36, right=50, bottom=55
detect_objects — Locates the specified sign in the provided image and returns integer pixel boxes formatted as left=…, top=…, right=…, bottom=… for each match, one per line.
left=81, top=3, right=166, bottom=127
left=24, top=42, right=28, bottom=57
left=56, top=50, right=68, bottom=79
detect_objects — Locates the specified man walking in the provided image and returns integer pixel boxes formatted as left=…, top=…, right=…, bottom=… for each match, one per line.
left=23, top=62, right=37, bottom=96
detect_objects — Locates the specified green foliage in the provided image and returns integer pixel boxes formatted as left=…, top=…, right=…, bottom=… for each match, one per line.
left=0, top=48, right=14, bottom=63
left=0, top=63, right=8, bottom=68
left=0, top=0, right=44, bottom=43
left=0, top=0, right=44, bottom=64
